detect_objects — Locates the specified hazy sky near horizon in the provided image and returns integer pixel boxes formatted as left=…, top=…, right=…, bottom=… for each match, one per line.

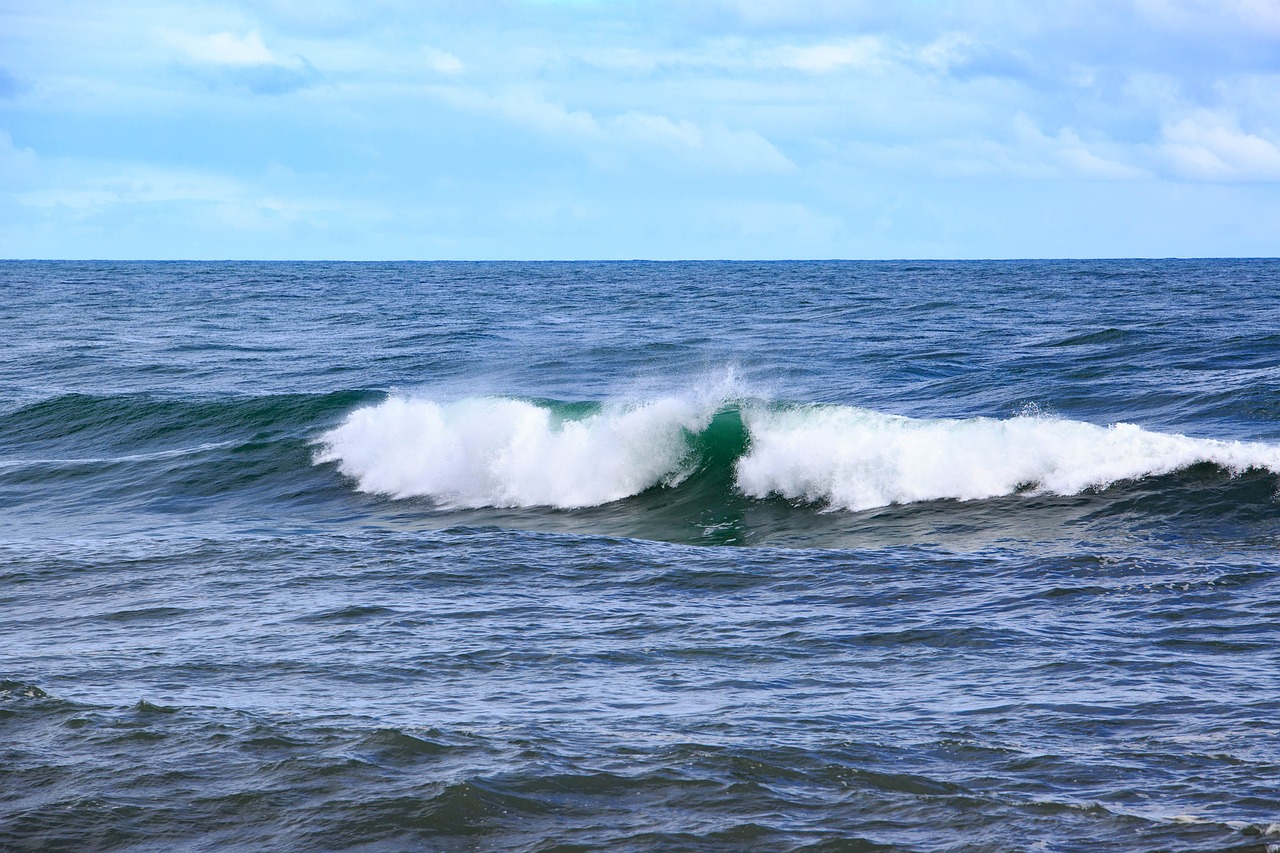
left=2, top=0, right=1279, bottom=259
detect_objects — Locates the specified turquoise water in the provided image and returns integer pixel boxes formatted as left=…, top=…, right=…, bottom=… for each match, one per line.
left=2, top=260, right=1279, bottom=851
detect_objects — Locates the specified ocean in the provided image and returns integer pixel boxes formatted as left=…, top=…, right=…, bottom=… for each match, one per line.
left=2, top=259, right=1278, bottom=851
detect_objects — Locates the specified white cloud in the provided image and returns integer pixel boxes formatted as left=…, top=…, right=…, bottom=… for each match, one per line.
left=1136, top=0, right=1280, bottom=36
left=1057, top=137, right=1146, bottom=180
left=159, top=27, right=321, bottom=94
left=612, top=111, right=796, bottom=173
left=611, top=111, right=701, bottom=149
left=831, top=114, right=1149, bottom=182
left=573, top=46, right=664, bottom=73
left=766, top=38, right=883, bottom=74
left=702, top=198, right=843, bottom=253
left=16, top=163, right=332, bottom=235
left=423, top=47, right=463, bottom=75
left=840, top=110, right=1280, bottom=185
left=0, top=130, right=38, bottom=186
left=917, top=33, right=973, bottom=72
left=436, top=85, right=602, bottom=140
left=21, top=166, right=244, bottom=212
left=1013, top=115, right=1147, bottom=180
left=571, top=37, right=888, bottom=76
left=678, top=0, right=885, bottom=29
left=1159, top=111, right=1280, bottom=180
left=165, top=29, right=281, bottom=67
left=1233, top=0, right=1280, bottom=32
left=430, top=85, right=793, bottom=174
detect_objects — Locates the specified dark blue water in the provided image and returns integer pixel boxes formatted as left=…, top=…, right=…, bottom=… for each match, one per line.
left=3, top=260, right=1279, bottom=851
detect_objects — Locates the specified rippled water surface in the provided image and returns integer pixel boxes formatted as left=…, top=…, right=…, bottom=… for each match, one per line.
left=2, top=260, right=1279, bottom=851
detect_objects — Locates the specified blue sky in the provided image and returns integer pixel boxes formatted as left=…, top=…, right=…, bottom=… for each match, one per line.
left=2, top=0, right=1278, bottom=259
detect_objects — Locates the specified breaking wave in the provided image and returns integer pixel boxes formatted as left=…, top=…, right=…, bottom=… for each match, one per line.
left=314, top=396, right=717, bottom=508
left=316, top=396, right=1280, bottom=511
left=737, top=405, right=1280, bottom=511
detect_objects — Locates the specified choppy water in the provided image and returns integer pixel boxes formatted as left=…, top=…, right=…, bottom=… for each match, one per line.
left=3, top=260, right=1279, bottom=851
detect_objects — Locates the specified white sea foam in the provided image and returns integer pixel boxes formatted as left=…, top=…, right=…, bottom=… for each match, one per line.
left=315, top=396, right=715, bottom=508
left=736, top=405, right=1280, bottom=511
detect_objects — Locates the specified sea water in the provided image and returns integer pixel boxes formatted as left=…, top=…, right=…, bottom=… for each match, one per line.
left=2, top=260, right=1279, bottom=851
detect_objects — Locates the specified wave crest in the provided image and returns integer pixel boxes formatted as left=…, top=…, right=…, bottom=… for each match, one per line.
left=315, top=396, right=713, bottom=508
left=737, top=405, right=1280, bottom=510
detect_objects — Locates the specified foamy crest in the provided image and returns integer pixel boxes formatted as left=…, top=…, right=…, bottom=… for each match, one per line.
left=316, top=396, right=713, bottom=508
left=736, top=405, right=1280, bottom=511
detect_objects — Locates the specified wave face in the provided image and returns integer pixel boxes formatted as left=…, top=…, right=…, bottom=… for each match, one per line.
left=318, top=396, right=1280, bottom=511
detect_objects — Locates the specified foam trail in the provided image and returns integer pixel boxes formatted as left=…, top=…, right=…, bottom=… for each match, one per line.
left=736, top=405, right=1280, bottom=511
left=316, top=396, right=714, bottom=508
left=0, top=443, right=234, bottom=471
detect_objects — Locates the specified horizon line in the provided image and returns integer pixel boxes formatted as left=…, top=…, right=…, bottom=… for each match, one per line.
left=3, top=256, right=1277, bottom=263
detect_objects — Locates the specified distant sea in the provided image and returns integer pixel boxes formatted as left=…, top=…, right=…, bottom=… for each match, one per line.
left=3, top=260, right=1279, bottom=852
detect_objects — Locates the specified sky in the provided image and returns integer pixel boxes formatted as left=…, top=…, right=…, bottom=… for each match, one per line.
left=1, top=0, right=1278, bottom=259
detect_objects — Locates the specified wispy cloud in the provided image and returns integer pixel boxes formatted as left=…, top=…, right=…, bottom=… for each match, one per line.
left=167, top=29, right=279, bottom=66
left=422, top=47, right=463, bottom=75
left=162, top=28, right=323, bottom=94
left=430, top=84, right=794, bottom=174
left=763, top=38, right=884, bottom=74
left=0, top=69, right=24, bottom=99
left=1159, top=111, right=1280, bottom=181
left=1136, top=0, right=1280, bottom=36
left=14, top=157, right=340, bottom=241
left=1012, top=115, right=1148, bottom=180
left=0, top=130, right=39, bottom=185
left=22, top=166, right=243, bottom=213
left=611, top=111, right=795, bottom=172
